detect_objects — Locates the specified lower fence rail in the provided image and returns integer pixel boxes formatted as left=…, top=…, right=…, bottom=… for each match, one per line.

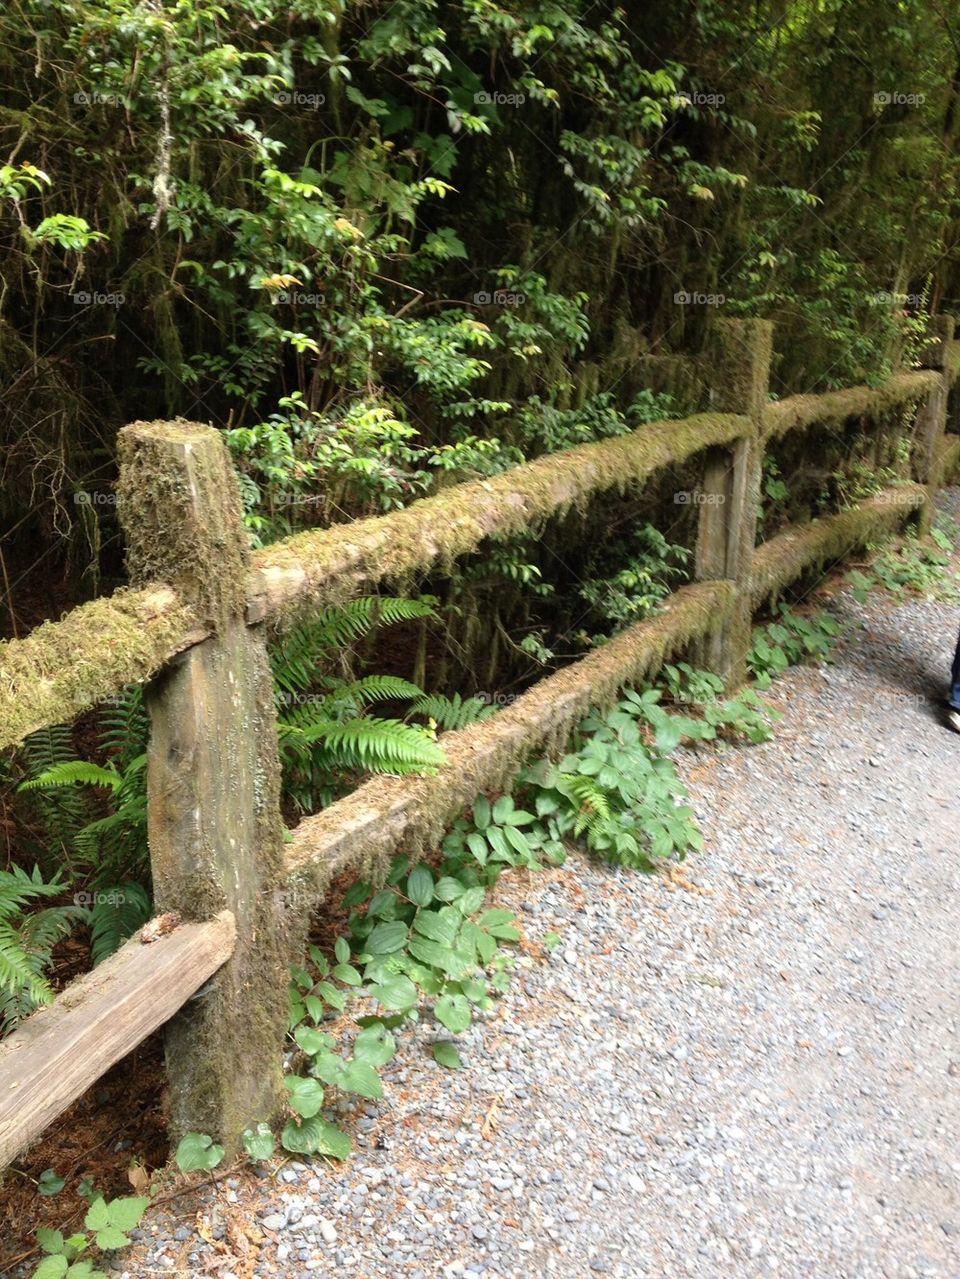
left=0, top=911, right=236, bottom=1169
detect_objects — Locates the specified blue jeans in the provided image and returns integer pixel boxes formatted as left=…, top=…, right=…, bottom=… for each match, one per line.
left=953, top=629, right=960, bottom=710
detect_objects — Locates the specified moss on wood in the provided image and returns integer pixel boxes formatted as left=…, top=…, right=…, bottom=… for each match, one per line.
left=282, top=580, right=736, bottom=908
left=0, top=588, right=201, bottom=752
left=249, top=413, right=751, bottom=624
left=703, top=318, right=773, bottom=418
left=761, top=372, right=940, bottom=442
left=935, top=435, right=960, bottom=487
left=749, top=484, right=924, bottom=610
left=118, top=420, right=251, bottom=630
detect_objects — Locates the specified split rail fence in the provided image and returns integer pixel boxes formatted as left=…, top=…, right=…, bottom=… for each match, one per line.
left=1, top=317, right=958, bottom=1167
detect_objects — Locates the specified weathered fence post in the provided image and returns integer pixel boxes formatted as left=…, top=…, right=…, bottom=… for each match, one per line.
left=915, top=315, right=955, bottom=533
left=117, top=421, right=288, bottom=1150
left=692, top=318, right=773, bottom=685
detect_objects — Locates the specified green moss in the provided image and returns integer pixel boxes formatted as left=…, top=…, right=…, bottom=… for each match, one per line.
left=749, top=484, right=924, bottom=609
left=937, top=436, right=960, bottom=486
left=0, top=587, right=200, bottom=752
left=250, top=413, right=752, bottom=624
left=761, top=371, right=940, bottom=442
left=118, top=420, right=250, bottom=630
left=704, top=318, right=774, bottom=418
left=282, top=580, right=736, bottom=908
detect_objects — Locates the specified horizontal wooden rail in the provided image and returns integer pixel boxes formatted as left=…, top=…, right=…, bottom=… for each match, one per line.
left=761, top=370, right=940, bottom=442
left=749, top=483, right=925, bottom=610
left=0, top=911, right=236, bottom=1168
left=283, top=580, right=736, bottom=906
left=247, top=413, right=750, bottom=621
left=0, top=588, right=206, bottom=752
left=937, top=435, right=960, bottom=486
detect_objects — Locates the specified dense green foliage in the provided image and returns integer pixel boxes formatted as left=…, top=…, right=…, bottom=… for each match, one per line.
left=2, top=0, right=959, bottom=578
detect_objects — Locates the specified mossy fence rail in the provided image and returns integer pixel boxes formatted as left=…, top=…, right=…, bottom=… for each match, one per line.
left=0, top=318, right=958, bottom=1168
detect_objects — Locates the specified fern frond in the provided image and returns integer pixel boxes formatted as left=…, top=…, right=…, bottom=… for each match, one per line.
left=99, top=687, right=149, bottom=770
left=0, top=919, right=54, bottom=1010
left=290, top=717, right=446, bottom=775
left=19, top=724, right=91, bottom=852
left=409, top=693, right=498, bottom=730
left=19, top=761, right=122, bottom=792
left=0, top=864, right=64, bottom=915
left=271, top=597, right=435, bottom=695
left=89, top=883, right=152, bottom=966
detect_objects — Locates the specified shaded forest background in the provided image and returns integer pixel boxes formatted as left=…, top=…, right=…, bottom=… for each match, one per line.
left=2, top=0, right=960, bottom=631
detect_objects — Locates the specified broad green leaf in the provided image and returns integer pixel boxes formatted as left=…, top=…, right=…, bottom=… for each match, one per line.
left=365, top=921, right=409, bottom=954
left=342, top=880, right=372, bottom=909
left=466, top=831, right=488, bottom=864
left=368, top=973, right=417, bottom=1010
left=407, top=937, right=471, bottom=978
left=281, top=1116, right=351, bottom=1159
left=34, top=1259, right=69, bottom=1279
left=365, top=889, right=396, bottom=918
left=94, top=1226, right=129, bottom=1251
left=38, top=1169, right=66, bottom=1197
left=479, top=908, right=515, bottom=928
left=433, top=876, right=465, bottom=901
left=284, top=1075, right=325, bottom=1118
left=37, top=1229, right=64, bottom=1255
left=174, top=1132, right=225, bottom=1173
left=105, top=1197, right=149, bottom=1231
left=407, top=865, right=434, bottom=906
left=295, top=1024, right=334, bottom=1055
left=337, top=1060, right=383, bottom=1099
left=473, top=795, right=491, bottom=830
left=315, top=980, right=346, bottom=1009
left=457, top=886, right=486, bottom=916
left=333, top=962, right=363, bottom=986
left=84, top=1199, right=109, bottom=1231
left=354, top=1023, right=397, bottom=1067
left=486, top=826, right=511, bottom=861
left=334, top=937, right=350, bottom=964
left=492, top=794, right=514, bottom=823
left=242, top=1123, right=276, bottom=1161
left=412, top=909, right=458, bottom=945
left=431, top=1041, right=462, bottom=1069
left=435, top=993, right=471, bottom=1033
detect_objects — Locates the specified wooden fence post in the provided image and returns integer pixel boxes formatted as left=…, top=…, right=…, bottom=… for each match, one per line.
left=692, top=318, right=773, bottom=685
left=117, top=421, right=288, bottom=1151
left=915, top=315, right=955, bottom=533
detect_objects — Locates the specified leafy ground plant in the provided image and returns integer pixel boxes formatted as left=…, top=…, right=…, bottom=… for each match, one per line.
left=847, top=529, right=960, bottom=604
left=33, top=1195, right=149, bottom=1279
left=747, top=605, right=843, bottom=688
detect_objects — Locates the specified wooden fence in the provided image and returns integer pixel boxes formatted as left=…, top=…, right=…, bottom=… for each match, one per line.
left=0, top=317, right=957, bottom=1168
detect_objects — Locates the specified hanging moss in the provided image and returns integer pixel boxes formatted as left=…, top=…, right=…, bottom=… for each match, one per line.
left=749, top=483, right=924, bottom=610
left=249, top=412, right=752, bottom=625
left=761, top=371, right=940, bottom=442
left=281, top=579, right=736, bottom=908
left=0, top=588, right=201, bottom=751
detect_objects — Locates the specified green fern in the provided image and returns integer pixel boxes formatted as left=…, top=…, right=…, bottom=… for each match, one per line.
left=89, top=882, right=152, bottom=967
left=408, top=692, right=498, bottom=731
left=0, top=865, right=83, bottom=1036
left=271, top=598, right=444, bottom=812
left=20, top=760, right=123, bottom=792
left=284, top=717, right=446, bottom=772
left=272, top=597, right=435, bottom=696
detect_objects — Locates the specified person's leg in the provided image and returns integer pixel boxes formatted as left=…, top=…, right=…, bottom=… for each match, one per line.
left=951, top=627, right=960, bottom=713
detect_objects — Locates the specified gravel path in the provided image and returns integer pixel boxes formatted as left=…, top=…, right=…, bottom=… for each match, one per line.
left=122, top=503, right=960, bottom=1279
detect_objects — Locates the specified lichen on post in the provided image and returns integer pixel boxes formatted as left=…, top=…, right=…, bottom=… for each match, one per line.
left=117, top=420, right=288, bottom=1151
left=692, top=318, right=772, bottom=684
left=914, top=317, right=955, bottom=533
